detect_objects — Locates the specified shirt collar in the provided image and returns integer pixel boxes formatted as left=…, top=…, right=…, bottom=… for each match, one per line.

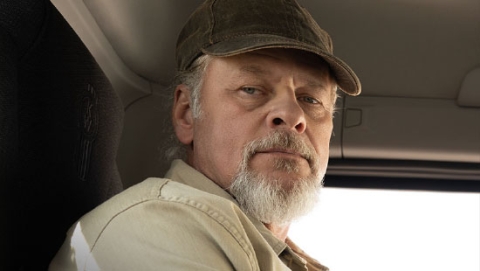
left=164, top=159, right=288, bottom=255
left=165, top=159, right=235, bottom=202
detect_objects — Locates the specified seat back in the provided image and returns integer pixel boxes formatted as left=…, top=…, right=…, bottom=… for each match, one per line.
left=0, top=0, right=124, bottom=269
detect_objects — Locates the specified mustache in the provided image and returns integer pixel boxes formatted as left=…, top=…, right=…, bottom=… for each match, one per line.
left=241, top=130, right=318, bottom=170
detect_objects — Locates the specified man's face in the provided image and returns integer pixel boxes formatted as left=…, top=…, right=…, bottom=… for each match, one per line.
left=175, top=48, right=336, bottom=222
left=189, top=48, right=335, bottom=184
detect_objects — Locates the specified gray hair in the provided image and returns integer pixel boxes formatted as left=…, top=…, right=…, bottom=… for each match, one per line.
left=164, top=55, right=211, bottom=161
left=174, top=55, right=211, bottom=119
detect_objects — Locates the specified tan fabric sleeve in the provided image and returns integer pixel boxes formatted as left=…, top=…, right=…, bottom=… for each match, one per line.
left=50, top=178, right=290, bottom=271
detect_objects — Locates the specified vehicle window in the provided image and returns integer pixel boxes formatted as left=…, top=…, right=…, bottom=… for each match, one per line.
left=290, top=187, right=480, bottom=271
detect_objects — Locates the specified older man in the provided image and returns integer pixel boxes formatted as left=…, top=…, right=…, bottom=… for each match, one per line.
left=50, top=0, right=360, bottom=270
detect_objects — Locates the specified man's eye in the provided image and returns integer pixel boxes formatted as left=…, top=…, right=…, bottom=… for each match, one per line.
left=241, top=87, right=258, bottom=95
left=299, top=96, right=320, bottom=104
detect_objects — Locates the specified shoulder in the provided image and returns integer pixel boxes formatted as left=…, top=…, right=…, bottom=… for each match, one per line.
left=77, top=177, right=249, bottom=244
left=50, top=178, right=261, bottom=270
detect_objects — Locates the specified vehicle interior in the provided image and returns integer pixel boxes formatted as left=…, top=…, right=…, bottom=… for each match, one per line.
left=1, top=0, right=479, bottom=270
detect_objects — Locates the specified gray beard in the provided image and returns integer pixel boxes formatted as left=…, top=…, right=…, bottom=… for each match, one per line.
left=229, top=131, right=324, bottom=225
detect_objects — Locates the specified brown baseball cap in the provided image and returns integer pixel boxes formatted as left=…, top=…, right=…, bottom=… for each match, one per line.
left=176, top=0, right=361, bottom=96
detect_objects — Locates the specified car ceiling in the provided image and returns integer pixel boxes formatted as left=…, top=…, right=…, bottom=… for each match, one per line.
left=51, top=0, right=480, bottom=189
left=54, top=0, right=480, bottom=98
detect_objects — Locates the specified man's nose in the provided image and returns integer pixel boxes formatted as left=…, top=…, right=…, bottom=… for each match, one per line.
left=266, top=93, right=306, bottom=134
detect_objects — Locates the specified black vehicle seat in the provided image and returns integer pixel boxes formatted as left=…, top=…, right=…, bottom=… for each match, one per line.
left=0, top=0, right=124, bottom=269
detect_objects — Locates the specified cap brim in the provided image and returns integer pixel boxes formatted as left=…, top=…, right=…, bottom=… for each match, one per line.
left=202, top=35, right=361, bottom=96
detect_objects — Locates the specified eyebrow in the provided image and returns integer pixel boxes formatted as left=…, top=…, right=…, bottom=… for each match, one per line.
left=304, top=79, right=328, bottom=90
left=239, top=64, right=330, bottom=91
left=239, top=65, right=272, bottom=76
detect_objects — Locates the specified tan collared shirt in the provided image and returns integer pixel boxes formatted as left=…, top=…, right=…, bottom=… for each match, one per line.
left=50, top=160, right=328, bottom=271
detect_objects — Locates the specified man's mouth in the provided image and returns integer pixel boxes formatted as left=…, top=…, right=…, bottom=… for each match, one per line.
left=242, top=130, right=317, bottom=172
left=255, top=148, right=308, bottom=161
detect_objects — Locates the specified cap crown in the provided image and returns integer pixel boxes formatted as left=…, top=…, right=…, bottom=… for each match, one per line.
left=176, top=0, right=361, bottom=95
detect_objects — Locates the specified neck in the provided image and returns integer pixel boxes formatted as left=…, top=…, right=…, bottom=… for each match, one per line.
left=264, top=223, right=290, bottom=241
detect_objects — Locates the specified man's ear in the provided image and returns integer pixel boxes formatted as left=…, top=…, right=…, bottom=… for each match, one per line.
left=172, top=84, right=194, bottom=145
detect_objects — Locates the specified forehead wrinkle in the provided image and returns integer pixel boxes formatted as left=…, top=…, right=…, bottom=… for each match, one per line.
left=304, top=78, right=327, bottom=91
left=239, top=64, right=272, bottom=77
left=292, top=71, right=330, bottom=93
left=233, top=56, right=333, bottom=94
